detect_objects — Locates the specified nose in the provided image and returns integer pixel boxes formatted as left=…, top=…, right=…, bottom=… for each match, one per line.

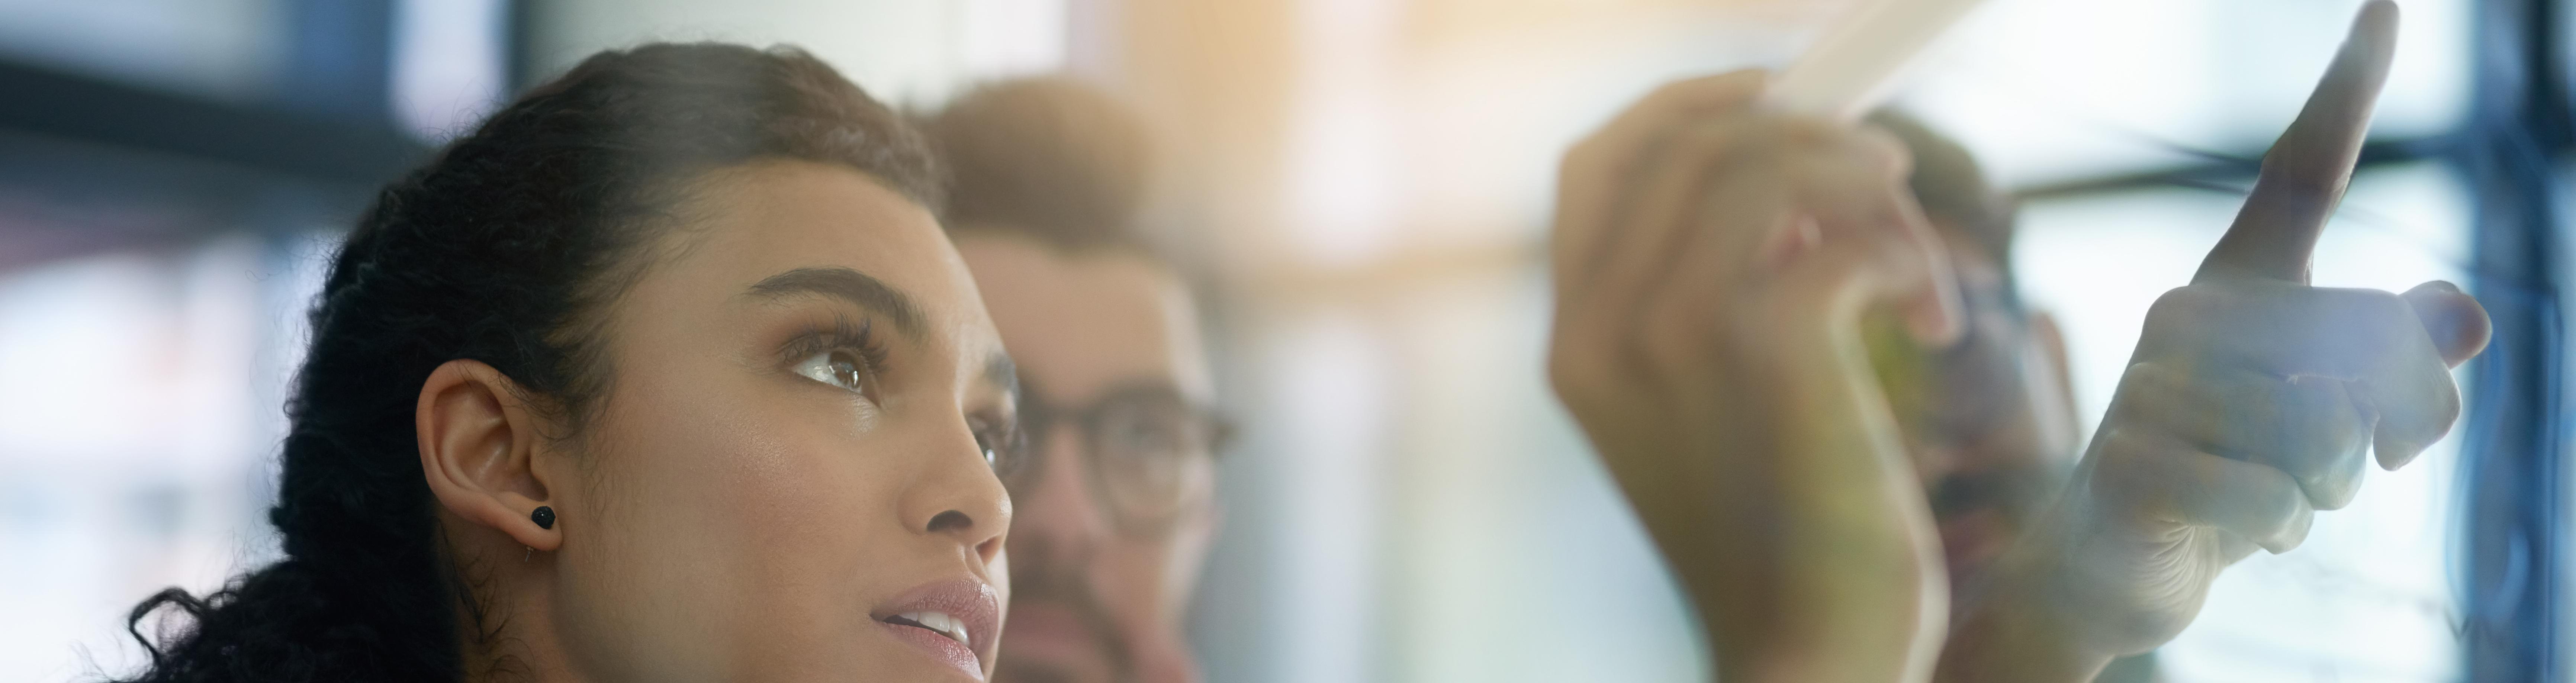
left=1015, top=425, right=1112, bottom=560
left=906, top=421, right=1014, bottom=569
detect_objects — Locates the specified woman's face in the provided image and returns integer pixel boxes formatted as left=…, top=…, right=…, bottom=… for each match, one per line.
left=546, top=160, right=1017, bottom=681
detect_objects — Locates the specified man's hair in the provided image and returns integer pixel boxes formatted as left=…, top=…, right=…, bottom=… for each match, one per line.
left=1870, top=109, right=2016, bottom=270
left=923, top=76, right=1158, bottom=254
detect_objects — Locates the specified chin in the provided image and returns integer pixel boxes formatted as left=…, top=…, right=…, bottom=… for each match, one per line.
left=993, top=642, right=1129, bottom=683
left=994, top=660, right=1107, bottom=683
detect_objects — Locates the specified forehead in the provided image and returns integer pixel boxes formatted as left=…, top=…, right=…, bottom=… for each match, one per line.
left=951, top=233, right=1211, bottom=404
left=630, top=159, right=1000, bottom=356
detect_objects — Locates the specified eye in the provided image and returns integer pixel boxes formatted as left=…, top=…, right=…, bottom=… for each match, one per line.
left=969, top=416, right=1021, bottom=473
left=792, top=349, right=878, bottom=399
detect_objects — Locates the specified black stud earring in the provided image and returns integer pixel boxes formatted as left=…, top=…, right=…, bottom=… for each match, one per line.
left=531, top=506, right=556, bottom=530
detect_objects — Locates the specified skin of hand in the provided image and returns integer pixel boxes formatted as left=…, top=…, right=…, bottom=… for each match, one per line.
left=1935, top=3, right=2495, bottom=680
left=1546, top=70, right=1968, bottom=683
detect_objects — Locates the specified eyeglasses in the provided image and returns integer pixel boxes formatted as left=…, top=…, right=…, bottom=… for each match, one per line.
left=997, top=377, right=1232, bottom=534
left=1871, top=274, right=2033, bottom=444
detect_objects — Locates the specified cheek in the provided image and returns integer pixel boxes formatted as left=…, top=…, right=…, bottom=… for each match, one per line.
left=1094, top=537, right=1187, bottom=623
left=558, top=370, right=910, bottom=674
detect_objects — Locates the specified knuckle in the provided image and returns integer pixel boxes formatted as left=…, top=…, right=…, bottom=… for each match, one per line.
left=2121, top=360, right=2185, bottom=390
left=1544, top=354, right=1589, bottom=399
left=1679, top=121, right=1763, bottom=164
left=2430, top=381, right=2464, bottom=425
left=1775, top=116, right=1838, bottom=146
left=2109, top=361, right=2187, bottom=423
left=2301, top=467, right=2362, bottom=511
left=1848, top=126, right=1914, bottom=174
left=2090, top=428, right=2162, bottom=501
left=2144, top=286, right=2220, bottom=327
left=2277, top=436, right=2365, bottom=510
left=2308, top=289, right=2419, bottom=358
left=2299, top=377, right=2373, bottom=440
left=2343, top=289, right=2416, bottom=335
left=1560, top=138, right=1608, bottom=178
left=1787, top=153, right=1897, bottom=199
left=1547, top=321, right=1611, bottom=365
left=1647, top=76, right=1721, bottom=105
left=2258, top=482, right=2311, bottom=537
left=1547, top=337, right=1624, bottom=399
left=2277, top=515, right=2315, bottom=550
left=2381, top=382, right=2463, bottom=442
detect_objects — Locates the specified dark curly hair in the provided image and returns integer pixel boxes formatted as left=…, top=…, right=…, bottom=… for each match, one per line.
left=113, top=43, right=939, bottom=683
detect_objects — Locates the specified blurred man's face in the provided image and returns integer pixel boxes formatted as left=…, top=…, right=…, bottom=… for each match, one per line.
left=957, top=233, right=1221, bottom=683
left=1872, top=226, right=2080, bottom=593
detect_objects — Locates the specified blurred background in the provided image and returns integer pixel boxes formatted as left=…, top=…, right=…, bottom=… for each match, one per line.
left=0, top=0, right=2566, bottom=681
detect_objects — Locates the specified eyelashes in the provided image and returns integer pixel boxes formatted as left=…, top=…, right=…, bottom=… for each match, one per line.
left=777, top=312, right=1016, bottom=474
left=785, top=313, right=891, bottom=401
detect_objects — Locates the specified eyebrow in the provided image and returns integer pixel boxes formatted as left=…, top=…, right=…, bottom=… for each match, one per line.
left=745, top=267, right=928, bottom=339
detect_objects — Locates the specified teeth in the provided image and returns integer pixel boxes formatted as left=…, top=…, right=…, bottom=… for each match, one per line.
left=897, top=611, right=971, bottom=648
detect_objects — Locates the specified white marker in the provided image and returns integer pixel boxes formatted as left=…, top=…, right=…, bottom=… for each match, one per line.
left=1765, top=0, right=1994, bottom=122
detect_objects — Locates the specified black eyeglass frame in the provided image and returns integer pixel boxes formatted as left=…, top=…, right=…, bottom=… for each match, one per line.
left=999, top=376, right=1234, bottom=535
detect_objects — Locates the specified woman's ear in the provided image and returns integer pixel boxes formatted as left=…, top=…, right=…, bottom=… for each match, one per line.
left=417, top=359, right=562, bottom=551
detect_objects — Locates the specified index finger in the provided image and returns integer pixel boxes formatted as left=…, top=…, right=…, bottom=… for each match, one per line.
left=2195, top=0, right=2399, bottom=285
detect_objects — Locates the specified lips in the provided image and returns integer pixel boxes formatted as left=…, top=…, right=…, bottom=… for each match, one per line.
left=875, top=577, right=1003, bottom=680
left=887, top=610, right=974, bottom=646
